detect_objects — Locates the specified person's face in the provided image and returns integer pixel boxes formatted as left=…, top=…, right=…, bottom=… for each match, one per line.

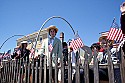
left=23, top=43, right=27, bottom=48
left=50, top=29, right=56, bottom=38
left=123, top=2, right=125, bottom=6
left=63, top=46, right=68, bottom=49
left=100, top=39, right=106, bottom=45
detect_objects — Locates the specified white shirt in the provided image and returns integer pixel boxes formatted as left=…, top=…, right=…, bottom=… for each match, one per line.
left=71, top=51, right=76, bottom=66
left=49, top=37, right=55, bottom=45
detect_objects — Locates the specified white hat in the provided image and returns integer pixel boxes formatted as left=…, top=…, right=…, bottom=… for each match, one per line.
left=21, top=41, right=28, bottom=44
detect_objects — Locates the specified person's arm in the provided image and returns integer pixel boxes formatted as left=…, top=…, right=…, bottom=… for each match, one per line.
left=57, top=40, right=62, bottom=64
left=26, top=49, right=30, bottom=63
left=58, top=40, right=62, bottom=58
left=120, top=2, right=125, bottom=34
left=121, top=15, right=125, bottom=34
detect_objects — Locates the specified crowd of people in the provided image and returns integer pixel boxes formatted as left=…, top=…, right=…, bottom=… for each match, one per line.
left=0, top=2, right=125, bottom=83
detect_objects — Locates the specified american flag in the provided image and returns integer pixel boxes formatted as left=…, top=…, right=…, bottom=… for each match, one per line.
left=3, top=50, right=11, bottom=59
left=107, top=28, right=124, bottom=42
left=100, top=31, right=109, bottom=37
left=29, top=48, right=35, bottom=58
left=113, top=43, right=119, bottom=48
left=49, top=44, right=53, bottom=52
left=70, top=33, right=84, bottom=51
left=107, top=18, right=124, bottom=42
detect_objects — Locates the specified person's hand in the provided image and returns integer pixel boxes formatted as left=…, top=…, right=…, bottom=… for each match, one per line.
left=120, top=2, right=125, bottom=13
left=34, top=55, right=38, bottom=59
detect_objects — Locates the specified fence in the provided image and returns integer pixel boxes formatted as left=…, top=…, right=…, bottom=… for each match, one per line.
left=0, top=48, right=125, bottom=83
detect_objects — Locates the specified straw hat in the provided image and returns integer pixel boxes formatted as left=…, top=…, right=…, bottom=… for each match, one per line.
left=99, top=36, right=107, bottom=42
left=47, top=25, right=58, bottom=33
left=99, top=36, right=114, bottom=45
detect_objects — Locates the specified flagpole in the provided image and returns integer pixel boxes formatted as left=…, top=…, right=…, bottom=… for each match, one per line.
left=107, top=17, right=115, bottom=43
left=110, top=17, right=119, bottom=29
left=107, top=17, right=117, bottom=48
left=110, top=17, right=116, bottom=28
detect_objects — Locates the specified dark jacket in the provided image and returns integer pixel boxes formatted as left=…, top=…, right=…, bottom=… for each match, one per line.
left=20, top=49, right=30, bottom=62
left=13, top=48, right=30, bottom=63
left=63, top=48, right=68, bottom=65
left=121, top=14, right=125, bottom=34
left=121, top=14, right=125, bottom=54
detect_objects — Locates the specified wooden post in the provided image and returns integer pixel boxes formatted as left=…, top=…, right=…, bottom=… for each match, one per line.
left=93, top=49, right=99, bottom=83
left=84, top=51, right=89, bottom=83
left=6, top=61, right=9, bottom=82
left=120, top=48, right=125, bottom=83
left=55, top=54, right=58, bottom=83
left=44, top=56, right=47, bottom=83
left=39, top=56, right=43, bottom=83
left=12, top=60, right=17, bottom=83
left=49, top=53, right=52, bottom=83
left=8, top=60, right=11, bottom=82
left=21, top=59, right=24, bottom=83
left=31, top=59, right=35, bottom=83
left=16, top=59, right=20, bottom=82
left=75, top=51, right=80, bottom=83
left=18, top=59, right=22, bottom=83
left=107, top=49, right=115, bottom=83
left=68, top=51, right=72, bottom=83
left=35, top=61, right=38, bottom=83
left=27, top=60, right=31, bottom=83
left=2, top=61, right=5, bottom=82
left=61, top=53, right=64, bottom=83
left=24, top=57, right=28, bottom=83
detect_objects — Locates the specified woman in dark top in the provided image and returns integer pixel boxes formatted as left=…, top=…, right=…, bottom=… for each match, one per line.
left=13, top=41, right=30, bottom=62
left=120, top=2, right=125, bottom=34
left=120, top=2, right=125, bottom=54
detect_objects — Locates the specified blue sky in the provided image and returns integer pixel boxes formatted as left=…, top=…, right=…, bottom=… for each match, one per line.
left=0, top=0, right=124, bottom=53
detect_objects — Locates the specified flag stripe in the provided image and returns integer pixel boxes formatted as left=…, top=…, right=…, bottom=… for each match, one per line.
left=112, top=28, right=118, bottom=40
left=101, top=32, right=109, bottom=37
left=29, top=48, right=35, bottom=58
left=70, top=37, right=84, bottom=51
left=115, top=29, right=121, bottom=40
left=107, top=28, right=124, bottom=42
left=49, top=44, right=53, bottom=52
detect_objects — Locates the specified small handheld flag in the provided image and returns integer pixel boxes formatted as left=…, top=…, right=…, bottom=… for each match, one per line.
left=49, top=44, right=53, bottom=52
left=107, top=18, right=124, bottom=42
left=70, top=31, right=84, bottom=51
